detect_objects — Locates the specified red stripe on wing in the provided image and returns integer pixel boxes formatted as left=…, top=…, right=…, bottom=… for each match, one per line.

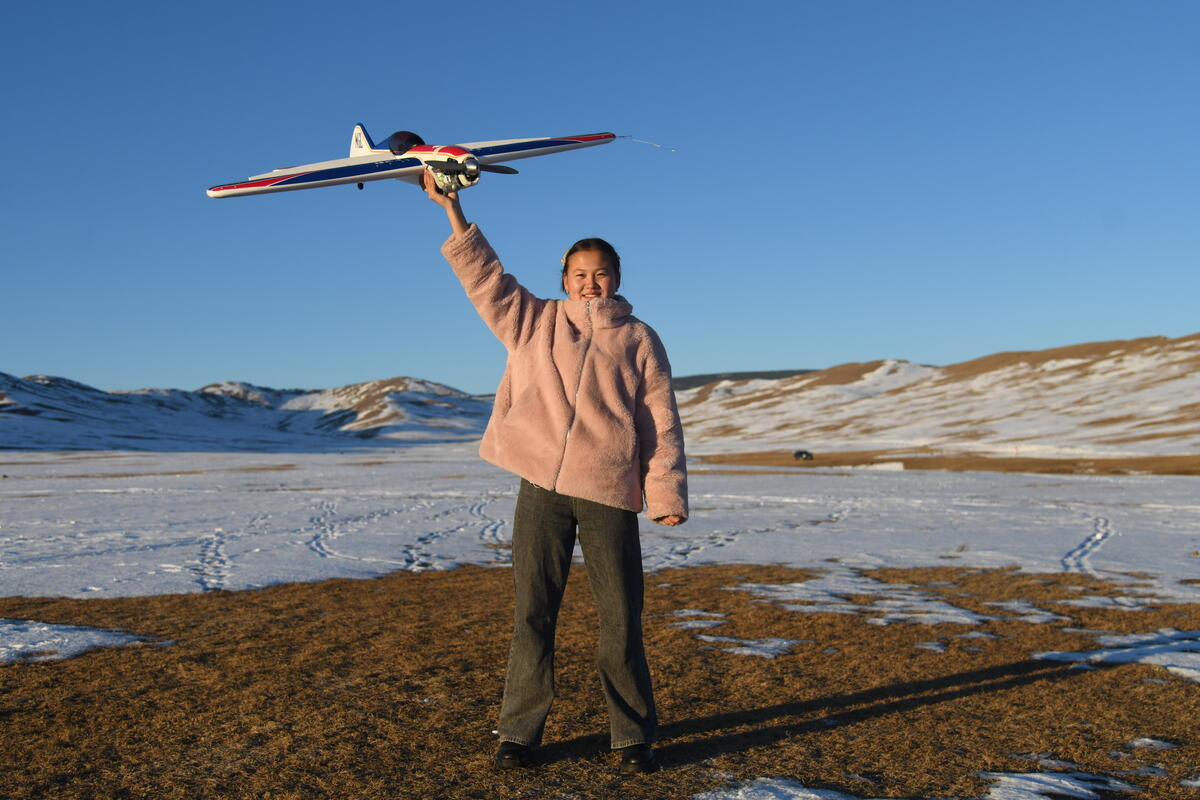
left=562, top=133, right=616, bottom=143
left=209, top=172, right=313, bottom=193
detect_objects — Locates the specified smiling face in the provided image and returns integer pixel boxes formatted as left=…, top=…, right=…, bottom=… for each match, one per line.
left=562, top=249, right=618, bottom=301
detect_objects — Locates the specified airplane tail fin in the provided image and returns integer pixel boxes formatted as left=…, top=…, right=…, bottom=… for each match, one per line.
left=349, top=123, right=377, bottom=156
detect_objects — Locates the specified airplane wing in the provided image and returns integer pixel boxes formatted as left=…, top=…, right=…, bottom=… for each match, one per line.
left=206, top=155, right=425, bottom=198
left=207, top=132, right=614, bottom=198
left=455, top=132, right=615, bottom=166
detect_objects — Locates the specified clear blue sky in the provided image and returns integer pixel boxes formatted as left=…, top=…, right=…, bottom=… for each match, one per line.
left=3, top=1, right=1197, bottom=395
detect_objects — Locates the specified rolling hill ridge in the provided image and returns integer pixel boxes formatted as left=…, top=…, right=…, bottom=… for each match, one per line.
left=3, top=333, right=1197, bottom=458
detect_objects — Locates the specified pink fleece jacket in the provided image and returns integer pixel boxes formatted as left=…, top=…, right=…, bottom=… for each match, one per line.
left=441, top=224, right=688, bottom=521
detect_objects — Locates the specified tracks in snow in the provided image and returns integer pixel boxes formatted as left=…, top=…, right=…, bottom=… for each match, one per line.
left=189, top=488, right=1127, bottom=586
left=306, top=498, right=431, bottom=570
left=467, top=499, right=510, bottom=563
left=649, top=493, right=864, bottom=571
left=192, top=512, right=271, bottom=592
left=194, top=529, right=229, bottom=592
left=1061, top=514, right=1118, bottom=577
left=305, top=495, right=508, bottom=573
left=653, top=529, right=744, bottom=571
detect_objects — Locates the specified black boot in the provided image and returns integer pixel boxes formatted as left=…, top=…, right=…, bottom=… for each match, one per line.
left=494, top=741, right=532, bottom=770
left=618, top=744, right=659, bottom=774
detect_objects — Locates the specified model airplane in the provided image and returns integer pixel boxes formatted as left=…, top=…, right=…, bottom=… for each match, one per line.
left=207, top=125, right=615, bottom=198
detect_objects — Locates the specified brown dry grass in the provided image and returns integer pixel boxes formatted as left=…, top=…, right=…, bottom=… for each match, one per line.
left=682, top=333, right=1200, bottom=404
left=719, top=363, right=893, bottom=412
left=677, top=362, right=895, bottom=413
left=2, top=464, right=298, bottom=481
left=1099, top=430, right=1200, bottom=445
left=697, top=449, right=1200, bottom=477
left=934, top=333, right=1200, bottom=383
left=798, top=361, right=889, bottom=390
left=2, top=565, right=1199, bottom=799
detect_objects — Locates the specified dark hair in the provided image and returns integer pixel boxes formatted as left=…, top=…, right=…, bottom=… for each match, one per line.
left=561, top=238, right=621, bottom=285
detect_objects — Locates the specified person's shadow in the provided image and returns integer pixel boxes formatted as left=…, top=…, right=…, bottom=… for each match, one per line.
left=541, top=658, right=1103, bottom=767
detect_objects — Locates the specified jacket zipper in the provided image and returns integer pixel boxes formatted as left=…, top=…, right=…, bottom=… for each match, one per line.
left=551, top=300, right=592, bottom=490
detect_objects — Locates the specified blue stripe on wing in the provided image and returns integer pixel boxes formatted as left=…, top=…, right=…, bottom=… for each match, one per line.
left=275, top=157, right=423, bottom=186
left=468, top=139, right=590, bottom=158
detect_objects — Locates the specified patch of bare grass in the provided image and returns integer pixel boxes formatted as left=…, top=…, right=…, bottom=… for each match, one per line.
left=1, top=565, right=1198, bottom=799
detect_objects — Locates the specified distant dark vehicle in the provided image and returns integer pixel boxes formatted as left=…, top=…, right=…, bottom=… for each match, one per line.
left=793, top=450, right=814, bottom=461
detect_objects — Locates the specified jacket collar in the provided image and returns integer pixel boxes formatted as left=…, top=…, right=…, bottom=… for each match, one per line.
left=561, top=295, right=632, bottom=330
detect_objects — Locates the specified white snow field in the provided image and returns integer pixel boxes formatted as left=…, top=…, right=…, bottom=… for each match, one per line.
left=4, top=447, right=1199, bottom=602
left=2, top=445, right=1199, bottom=798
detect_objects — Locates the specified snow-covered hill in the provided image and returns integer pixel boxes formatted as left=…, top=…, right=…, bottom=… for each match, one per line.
left=679, top=333, right=1200, bottom=457
left=0, top=374, right=490, bottom=451
left=4, top=332, right=1198, bottom=455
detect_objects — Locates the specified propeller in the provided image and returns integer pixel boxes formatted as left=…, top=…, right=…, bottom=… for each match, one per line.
left=425, top=158, right=519, bottom=178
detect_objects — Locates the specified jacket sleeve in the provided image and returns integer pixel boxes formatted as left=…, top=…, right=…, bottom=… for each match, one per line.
left=440, top=223, right=547, bottom=350
left=634, top=328, right=689, bottom=521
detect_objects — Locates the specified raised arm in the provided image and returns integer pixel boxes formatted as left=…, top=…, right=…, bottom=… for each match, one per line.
left=425, top=168, right=548, bottom=350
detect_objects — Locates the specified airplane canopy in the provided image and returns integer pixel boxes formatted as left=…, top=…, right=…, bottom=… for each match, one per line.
left=387, top=131, right=425, bottom=155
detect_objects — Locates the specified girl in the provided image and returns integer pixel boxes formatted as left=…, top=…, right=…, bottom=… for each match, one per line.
left=423, top=169, right=687, bottom=774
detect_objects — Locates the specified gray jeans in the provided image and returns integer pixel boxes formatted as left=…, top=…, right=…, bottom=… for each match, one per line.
left=498, top=480, right=657, bottom=749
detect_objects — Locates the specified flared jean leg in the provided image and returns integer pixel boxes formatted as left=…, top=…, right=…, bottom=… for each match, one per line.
left=496, top=481, right=657, bottom=749
left=573, top=495, right=658, bottom=749
left=497, top=481, right=577, bottom=746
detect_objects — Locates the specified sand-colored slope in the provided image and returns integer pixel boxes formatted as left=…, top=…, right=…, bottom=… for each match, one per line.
left=680, top=333, right=1200, bottom=459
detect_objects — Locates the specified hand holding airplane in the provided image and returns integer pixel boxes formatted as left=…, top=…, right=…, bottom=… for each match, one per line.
left=207, top=125, right=614, bottom=199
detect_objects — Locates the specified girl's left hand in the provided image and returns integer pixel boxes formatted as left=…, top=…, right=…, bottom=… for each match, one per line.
left=654, top=515, right=684, bottom=526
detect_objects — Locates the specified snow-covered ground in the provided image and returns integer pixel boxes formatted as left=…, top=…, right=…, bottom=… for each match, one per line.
left=4, top=446, right=1199, bottom=601
left=2, top=445, right=1198, bottom=798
